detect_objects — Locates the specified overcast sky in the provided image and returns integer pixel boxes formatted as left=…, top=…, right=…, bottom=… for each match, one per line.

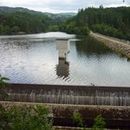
left=0, top=0, right=130, bottom=13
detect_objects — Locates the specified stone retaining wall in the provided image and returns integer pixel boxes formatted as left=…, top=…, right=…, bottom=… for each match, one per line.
left=1, top=101, right=130, bottom=129
left=90, top=32, right=130, bottom=59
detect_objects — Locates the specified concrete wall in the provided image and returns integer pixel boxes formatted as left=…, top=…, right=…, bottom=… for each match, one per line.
left=2, top=84, right=130, bottom=106
left=56, top=39, right=70, bottom=58
left=1, top=101, right=130, bottom=129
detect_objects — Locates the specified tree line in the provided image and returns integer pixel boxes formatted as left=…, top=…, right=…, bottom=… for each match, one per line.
left=0, top=11, right=51, bottom=35
left=60, top=6, right=130, bottom=40
left=0, top=7, right=74, bottom=35
left=0, top=6, right=130, bottom=41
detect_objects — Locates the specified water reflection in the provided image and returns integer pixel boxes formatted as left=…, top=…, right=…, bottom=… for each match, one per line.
left=75, top=36, right=112, bottom=56
left=56, top=39, right=70, bottom=78
left=56, top=58, right=69, bottom=78
left=0, top=33, right=130, bottom=86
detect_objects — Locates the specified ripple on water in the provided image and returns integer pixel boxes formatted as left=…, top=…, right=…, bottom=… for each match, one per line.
left=0, top=33, right=130, bottom=86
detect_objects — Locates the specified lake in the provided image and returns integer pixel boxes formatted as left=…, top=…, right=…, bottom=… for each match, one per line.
left=0, top=32, right=130, bottom=86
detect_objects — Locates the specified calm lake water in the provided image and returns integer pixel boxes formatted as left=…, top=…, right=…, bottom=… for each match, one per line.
left=0, top=32, right=130, bottom=86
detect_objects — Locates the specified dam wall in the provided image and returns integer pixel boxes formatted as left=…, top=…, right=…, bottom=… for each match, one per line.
left=2, top=84, right=130, bottom=106
left=90, top=32, right=130, bottom=59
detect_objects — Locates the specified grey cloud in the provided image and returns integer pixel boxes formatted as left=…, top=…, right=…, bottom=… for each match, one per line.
left=0, top=0, right=129, bottom=13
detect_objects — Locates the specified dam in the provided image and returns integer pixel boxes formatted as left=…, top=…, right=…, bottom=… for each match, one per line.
left=1, top=32, right=130, bottom=129
left=3, top=84, right=130, bottom=106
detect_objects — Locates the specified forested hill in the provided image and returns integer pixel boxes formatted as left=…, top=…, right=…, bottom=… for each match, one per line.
left=61, top=6, right=130, bottom=40
left=82, top=7, right=130, bottom=40
left=0, top=6, right=39, bottom=14
left=0, top=6, right=75, bottom=35
left=1, top=6, right=130, bottom=40
left=0, top=6, right=50, bottom=34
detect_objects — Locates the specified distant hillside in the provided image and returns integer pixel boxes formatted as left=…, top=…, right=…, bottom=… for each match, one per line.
left=0, top=6, right=34, bottom=13
left=0, top=6, right=75, bottom=35
left=0, top=6, right=76, bottom=20
left=44, top=12, right=76, bottom=18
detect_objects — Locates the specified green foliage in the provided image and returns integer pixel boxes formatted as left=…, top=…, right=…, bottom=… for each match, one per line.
left=92, top=24, right=124, bottom=39
left=0, top=10, right=51, bottom=34
left=0, top=7, right=75, bottom=35
left=0, top=105, right=53, bottom=130
left=0, top=75, right=9, bottom=100
left=92, top=115, right=106, bottom=130
left=0, top=74, right=9, bottom=89
left=72, top=112, right=106, bottom=129
left=10, top=26, right=20, bottom=33
left=1, top=6, right=130, bottom=39
left=72, top=111, right=84, bottom=127
left=76, top=7, right=130, bottom=40
left=79, top=26, right=89, bottom=35
left=59, top=19, right=90, bottom=35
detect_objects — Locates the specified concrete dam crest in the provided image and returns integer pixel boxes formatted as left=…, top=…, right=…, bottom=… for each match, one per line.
left=3, top=84, right=130, bottom=106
